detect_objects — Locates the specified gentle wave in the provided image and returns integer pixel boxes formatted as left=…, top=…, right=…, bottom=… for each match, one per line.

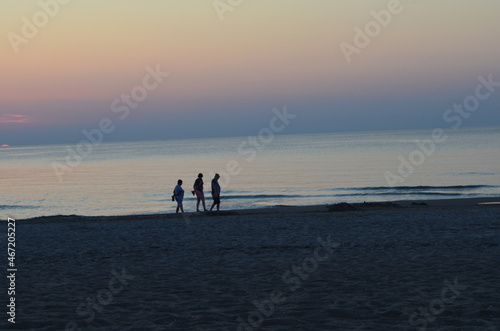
left=4, top=128, right=500, bottom=219
left=333, top=185, right=493, bottom=192
left=335, top=192, right=471, bottom=197
left=0, top=205, right=39, bottom=210
left=221, top=194, right=303, bottom=200
left=214, top=188, right=486, bottom=200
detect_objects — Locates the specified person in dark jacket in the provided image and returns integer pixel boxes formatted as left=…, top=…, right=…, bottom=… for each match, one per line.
left=210, top=173, right=221, bottom=212
left=193, top=173, right=207, bottom=212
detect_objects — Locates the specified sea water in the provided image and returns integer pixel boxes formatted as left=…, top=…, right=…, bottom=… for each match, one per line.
left=2, top=126, right=499, bottom=219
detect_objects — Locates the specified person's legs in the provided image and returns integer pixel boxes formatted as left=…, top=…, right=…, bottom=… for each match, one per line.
left=176, top=199, right=183, bottom=213
left=210, top=196, right=219, bottom=212
left=195, top=190, right=207, bottom=211
left=197, top=190, right=207, bottom=211
left=196, top=191, right=202, bottom=211
left=202, top=196, right=207, bottom=211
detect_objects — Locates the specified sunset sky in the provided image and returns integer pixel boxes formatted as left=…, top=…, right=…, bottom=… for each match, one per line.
left=1, top=0, right=500, bottom=146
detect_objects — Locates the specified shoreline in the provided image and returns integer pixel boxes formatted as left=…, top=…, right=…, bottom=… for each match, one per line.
left=15, top=196, right=500, bottom=223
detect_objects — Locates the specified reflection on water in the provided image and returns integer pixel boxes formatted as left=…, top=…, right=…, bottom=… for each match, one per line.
left=2, top=127, right=499, bottom=219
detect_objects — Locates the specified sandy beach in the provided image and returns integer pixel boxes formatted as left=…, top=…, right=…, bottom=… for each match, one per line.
left=5, top=197, right=500, bottom=330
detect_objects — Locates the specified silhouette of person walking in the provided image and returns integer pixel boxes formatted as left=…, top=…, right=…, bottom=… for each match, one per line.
left=210, top=173, right=221, bottom=212
left=193, top=173, right=207, bottom=212
left=173, top=179, right=185, bottom=213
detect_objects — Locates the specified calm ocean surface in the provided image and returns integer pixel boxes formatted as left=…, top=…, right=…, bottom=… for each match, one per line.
left=2, top=127, right=500, bottom=219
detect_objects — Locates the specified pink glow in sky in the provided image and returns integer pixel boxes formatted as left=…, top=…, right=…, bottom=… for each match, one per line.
left=0, top=114, right=32, bottom=123
left=1, top=1, right=500, bottom=145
